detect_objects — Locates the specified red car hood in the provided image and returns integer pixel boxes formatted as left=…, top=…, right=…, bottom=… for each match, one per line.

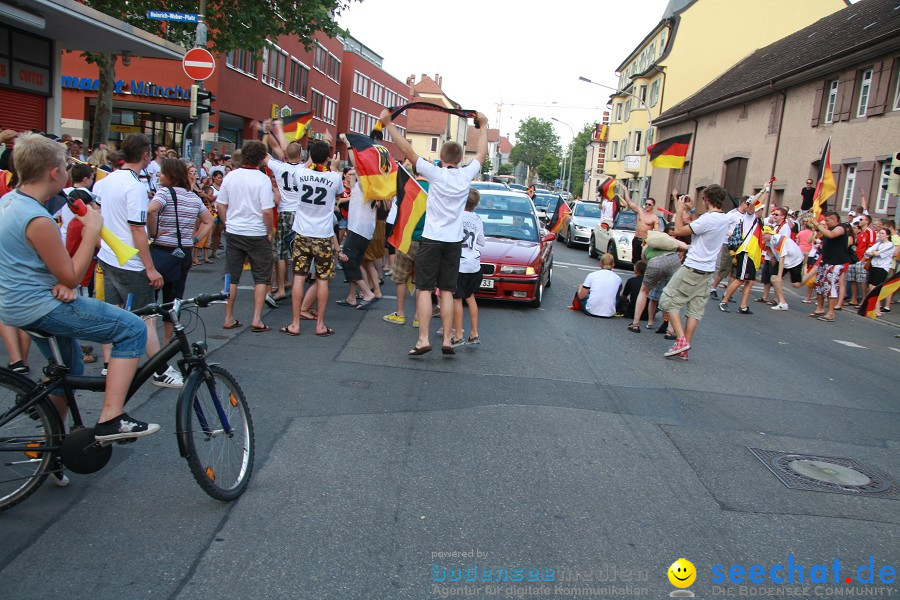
left=482, top=237, right=540, bottom=265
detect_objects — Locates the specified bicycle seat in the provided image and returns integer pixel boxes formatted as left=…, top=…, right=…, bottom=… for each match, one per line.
left=22, top=328, right=55, bottom=339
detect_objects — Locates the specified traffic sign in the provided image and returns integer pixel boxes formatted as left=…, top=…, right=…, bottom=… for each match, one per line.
left=147, top=10, right=198, bottom=22
left=182, top=48, right=215, bottom=81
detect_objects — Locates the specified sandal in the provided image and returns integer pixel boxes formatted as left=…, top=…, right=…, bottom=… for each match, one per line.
left=408, top=345, right=432, bottom=356
left=316, top=327, right=335, bottom=337
left=223, top=320, right=243, bottom=329
left=279, top=325, right=300, bottom=336
left=251, top=324, right=272, bottom=333
left=82, top=353, right=97, bottom=363
left=808, top=312, right=825, bottom=318
left=335, top=299, right=358, bottom=307
left=300, top=311, right=318, bottom=321
left=441, top=345, right=455, bottom=355
left=817, top=316, right=835, bottom=322
left=627, top=324, right=641, bottom=333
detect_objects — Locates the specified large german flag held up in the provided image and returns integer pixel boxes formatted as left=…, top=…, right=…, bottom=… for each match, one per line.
left=387, top=166, right=427, bottom=255
left=281, top=111, right=313, bottom=141
left=344, top=133, right=397, bottom=201
left=647, top=133, right=691, bottom=169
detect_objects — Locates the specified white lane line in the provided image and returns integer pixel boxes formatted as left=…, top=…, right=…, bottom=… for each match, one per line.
left=890, top=348, right=900, bottom=353
left=554, top=260, right=593, bottom=268
left=556, top=265, right=570, bottom=268
left=834, top=340, right=867, bottom=349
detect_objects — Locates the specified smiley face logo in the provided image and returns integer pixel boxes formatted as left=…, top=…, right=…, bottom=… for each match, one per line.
left=668, top=558, right=696, bottom=588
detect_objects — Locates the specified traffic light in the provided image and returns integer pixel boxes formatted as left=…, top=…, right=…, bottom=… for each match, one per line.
left=889, top=150, right=900, bottom=196
left=190, top=85, right=215, bottom=120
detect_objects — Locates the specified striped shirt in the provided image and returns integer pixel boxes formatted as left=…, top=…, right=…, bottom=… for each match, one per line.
left=150, top=186, right=208, bottom=247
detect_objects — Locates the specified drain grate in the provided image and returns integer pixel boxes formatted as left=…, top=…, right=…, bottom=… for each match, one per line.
left=748, top=448, right=900, bottom=499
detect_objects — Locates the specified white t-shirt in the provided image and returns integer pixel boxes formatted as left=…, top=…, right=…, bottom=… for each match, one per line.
left=415, top=157, right=481, bottom=242
left=347, top=183, right=377, bottom=240
left=768, top=234, right=803, bottom=270
left=143, top=161, right=161, bottom=196
left=267, top=158, right=302, bottom=213
left=93, top=169, right=149, bottom=271
left=291, top=167, right=342, bottom=239
left=216, top=167, right=275, bottom=237
left=601, top=199, right=614, bottom=222
left=56, top=186, right=77, bottom=244
left=460, top=211, right=485, bottom=274
left=684, top=211, right=730, bottom=272
left=867, top=240, right=895, bottom=270
left=582, top=269, right=622, bottom=317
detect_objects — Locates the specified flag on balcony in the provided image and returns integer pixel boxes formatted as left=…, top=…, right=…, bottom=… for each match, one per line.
left=647, top=133, right=691, bottom=169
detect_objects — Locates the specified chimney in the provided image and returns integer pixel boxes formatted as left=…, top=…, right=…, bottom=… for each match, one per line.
left=406, top=74, right=415, bottom=97
left=435, top=74, right=442, bottom=88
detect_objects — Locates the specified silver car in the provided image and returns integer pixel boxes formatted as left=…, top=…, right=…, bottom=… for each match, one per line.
left=557, top=201, right=603, bottom=248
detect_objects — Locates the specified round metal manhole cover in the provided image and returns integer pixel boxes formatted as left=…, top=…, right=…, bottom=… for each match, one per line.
left=787, top=460, right=872, bottom=486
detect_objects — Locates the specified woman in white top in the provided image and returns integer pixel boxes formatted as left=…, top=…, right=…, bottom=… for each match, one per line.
left=864, top=228, right=895, bottom=316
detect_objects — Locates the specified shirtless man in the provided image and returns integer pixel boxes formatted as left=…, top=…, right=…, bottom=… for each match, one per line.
left=618, top=184, right=660, bottom=264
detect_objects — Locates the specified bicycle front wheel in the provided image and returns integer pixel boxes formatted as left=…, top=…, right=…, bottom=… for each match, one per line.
left=179, top=365, right=254, bottom=501
left=0, top=370, right=61, bottom=512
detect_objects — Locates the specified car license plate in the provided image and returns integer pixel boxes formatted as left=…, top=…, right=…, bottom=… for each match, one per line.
left=480, top=279, right=495, bottom=289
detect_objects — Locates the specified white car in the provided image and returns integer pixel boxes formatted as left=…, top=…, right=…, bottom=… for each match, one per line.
left=588, top=210, right=666, bottom=267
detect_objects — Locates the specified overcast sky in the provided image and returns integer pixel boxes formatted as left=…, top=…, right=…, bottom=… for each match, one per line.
left=339, top=0, right=671, bottom=147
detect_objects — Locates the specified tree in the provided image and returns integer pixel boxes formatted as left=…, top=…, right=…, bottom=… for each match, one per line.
left=480, top=156, right=492, bottom=175
left=509, top=117, right=559, bottom=182
left=536, top=152, right=562, bottom=185
left=497, top=163, right=514, bottom=176
left=81, top=0, right=359, bottom=145
left=567, top=123, right=595, bottom=198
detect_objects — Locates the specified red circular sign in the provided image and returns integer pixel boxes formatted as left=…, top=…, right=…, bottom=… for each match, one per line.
left=182, top=48, right=216, bottom=81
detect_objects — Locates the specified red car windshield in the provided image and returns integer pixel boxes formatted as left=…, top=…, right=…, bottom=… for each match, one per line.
left=479, top=209, right=539, bottom=242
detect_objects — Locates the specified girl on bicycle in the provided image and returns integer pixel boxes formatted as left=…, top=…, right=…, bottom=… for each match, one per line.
left=0, top=134, right=158, bottom=442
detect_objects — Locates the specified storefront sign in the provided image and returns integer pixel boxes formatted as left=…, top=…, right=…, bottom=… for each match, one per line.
left=13, top=62, right=50, bottom=94
left=0, top=58, right=8, bottom=86
left=60, top=75, right=190, bottom=101
left=110, top=124, right=141, bottom=133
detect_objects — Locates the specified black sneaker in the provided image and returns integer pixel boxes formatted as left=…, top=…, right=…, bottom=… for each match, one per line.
left=738, top=306, right=753, bottom=315
left=718, top=302, right=730, bottom=312
left=94, top=413, right=160, bottom=442
left=8, top=360, right=29, bottom=374
left=709, top=290, right=718, bottom=299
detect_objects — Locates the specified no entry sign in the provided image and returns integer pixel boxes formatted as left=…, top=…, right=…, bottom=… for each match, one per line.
left=182, top=48, right=215, bottom=81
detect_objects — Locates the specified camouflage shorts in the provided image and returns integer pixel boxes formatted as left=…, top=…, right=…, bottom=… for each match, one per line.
left=291, top=235, right=336, bottom=280
left=273, top=211, right=295, bottom=260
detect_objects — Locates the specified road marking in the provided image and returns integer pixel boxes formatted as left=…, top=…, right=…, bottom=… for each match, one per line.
left=890, top=348, right=900, bottom=353
left=833, top=340, right=867, bottom=349
left=555, top=261, right=593, bottom=268
left=556, top=265, right=570, bottom=268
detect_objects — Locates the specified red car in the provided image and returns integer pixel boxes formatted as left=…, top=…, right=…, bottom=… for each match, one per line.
left=473, top=191, right=555, bottom=307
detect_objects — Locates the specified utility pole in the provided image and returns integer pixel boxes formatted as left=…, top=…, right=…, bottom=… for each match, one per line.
left=190, top=0, right=207, bottom=169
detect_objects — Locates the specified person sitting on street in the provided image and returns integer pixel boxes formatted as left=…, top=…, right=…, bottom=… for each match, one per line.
left=577, top=253, right=623, bottom=318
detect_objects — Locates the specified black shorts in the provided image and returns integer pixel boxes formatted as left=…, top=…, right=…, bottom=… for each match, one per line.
left=733, top=252, right=757, bottom=281
left=785, top=263, right=803, bottom=284
left=454, top=271, right=483, bottom=299
left=415, top=238, right=462, bottom=291
left=760, top=259, right=773, bottom=284
left=100, top=260, right=155, bottom=309
left=341, top=231, right=369, bottom=282
left=868, top=266, right=888, bottom=287
left=224, top=232, right=272, bottom=286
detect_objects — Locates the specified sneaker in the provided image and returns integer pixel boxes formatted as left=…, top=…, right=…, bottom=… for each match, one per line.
left=738, top=306, right=753, bottom=315
left=677, top=350, right=689, bottom=361
left=412, top=318, right=420, bottom=328
left=7, top=360, right=29, bottom=374
left=265, top=294, right=278, bottom=308
left=718, top=302, right=730, bottom=312
left=883, top=307, right=891, bottom=313
left=466, top=336, right=481, bottom=345
left=152, top=365, right=183, bottom=388
left=450, top=337, right=466, bottom=348
left=771, top=303, right=789, bottom=311
left=100, top=367, right=108, bottom=377
left=709, top=290, right=718, bottom=299
left=801, top=299, right=813, bottom=304
left=94, top=413, right=160, bottom=442
left=48, top=458, right=70, bottom=488
left=382, top=312, right=406, bottom=325
left=664, top=336, right=691, bottom=357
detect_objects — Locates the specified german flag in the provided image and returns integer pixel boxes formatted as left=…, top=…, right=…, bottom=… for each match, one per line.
left=281, top=111, right=313, bottom=141
left=345, top=133, right=397, bottom=201
left=736, top=218, right=763, bottom=268
left=812, top=137, right=836, bottom=219
left=599, top=176, right=616, bottom=201
left=858, top=272, right=900, bottom=319
left=647, top=133, right=691, bottom=169
left=549, top=199, right=570, bottom=235
left=387, top=166, right=427, bottom=255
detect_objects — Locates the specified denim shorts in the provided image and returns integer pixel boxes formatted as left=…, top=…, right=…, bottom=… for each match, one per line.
left=26, top=297, right=147, bottom=361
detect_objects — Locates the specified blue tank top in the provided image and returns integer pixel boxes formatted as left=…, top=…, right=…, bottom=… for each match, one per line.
left=0, top=190, right=63, bottom=327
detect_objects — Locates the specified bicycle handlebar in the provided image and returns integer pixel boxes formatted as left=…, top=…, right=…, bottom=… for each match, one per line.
left=132, top=275, right=231, bottom=317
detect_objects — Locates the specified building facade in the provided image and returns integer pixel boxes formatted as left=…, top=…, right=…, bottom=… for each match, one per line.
left=601, top=0, right=848, bottom=202
left=649, top=0, right=900, bottom=221
left=404, top=74, right=469, bottom=163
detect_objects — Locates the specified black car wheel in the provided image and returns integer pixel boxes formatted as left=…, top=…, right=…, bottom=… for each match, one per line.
left=608, top=242, right=621, bottom=269
left=589, top=235, right=598, bottom=259
left=546, top=259, right=553, bottom=288
left=565, top=227, right=575, bottom=248
left=531, top=279, right=544, bottom=308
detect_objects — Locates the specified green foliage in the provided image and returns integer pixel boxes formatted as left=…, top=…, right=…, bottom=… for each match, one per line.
left=497, top=163, right=514, bottom=176
left=568, top=123, right=595, bottom=197
left=510, top=117, right=559, bottom=175
left=536, top=152, right=562, bottom=185
left=480, top=156, right=492, bottom=174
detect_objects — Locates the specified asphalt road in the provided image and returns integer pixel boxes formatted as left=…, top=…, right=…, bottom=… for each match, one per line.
left=2, top=240, right=898, bottom=599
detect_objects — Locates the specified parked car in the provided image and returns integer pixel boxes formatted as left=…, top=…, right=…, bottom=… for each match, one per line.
left=508, top=183, right=527, bottom=192
left=557, top=201, right=603, bottom=248
left=471, top=181, right=510, bottom=192
left=473, top=207, right=555, bottom=307
left=589, top=210, right=666, bottom=267
left=473, top=190, right=538, bottom=221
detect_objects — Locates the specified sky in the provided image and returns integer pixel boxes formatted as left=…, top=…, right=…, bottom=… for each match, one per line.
left=338, top=0, right=671, bottom=147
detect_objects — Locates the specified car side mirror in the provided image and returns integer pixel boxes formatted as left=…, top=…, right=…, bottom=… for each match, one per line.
left=542, top=232, right=556, bottom=243
left=601, top=223, right=610, bottom=230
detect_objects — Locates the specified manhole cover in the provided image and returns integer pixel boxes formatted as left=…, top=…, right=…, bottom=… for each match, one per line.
left=748, top=448, right=899, bottom=498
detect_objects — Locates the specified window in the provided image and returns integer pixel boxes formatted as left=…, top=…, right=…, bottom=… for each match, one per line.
left=638, top=85, right=647, bottom=104
left=289, top=59, right=309, bottom=99
left=384, top=90, right=396, bottom=108
left=824, top=80, right=838, bottom=123
left=649, top=80, right=659, bottom=107
left=624, top=99, right=632, bottom=121
left=431, top=138, right=438, bottom=152
left=261, top=44, right=287, bottom=90
left=876, top=161, right=891, bottom=214
left=313, top=44, right=327, bottom=73
left=841, top=164, right=856, bottom=211
left=353, top=71, right=369, bottom=97
left=611, top=140, right=619, bottom=160
left=322, top=96, right=337, bottom=125
left=326, top=53, right=340, bottom=81
left=367, top=114, right=378, bottom=133
left=370, top=82, right=383, bottom=105
left=614, top=103, right=623, bottom=122
left=894, top=72, right=900, bottom=111
left=225, top=50, right=257, bottom=77
left=311, top=89, right=324, bottom=119
left=856, top=68, right=872, bottom=118
left=633, top=130, right=642, bottom=153
left=349, top=110, right=364, bottom=133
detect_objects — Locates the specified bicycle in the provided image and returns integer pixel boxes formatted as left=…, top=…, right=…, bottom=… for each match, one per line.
left=0, top=281, right=254, bottom=512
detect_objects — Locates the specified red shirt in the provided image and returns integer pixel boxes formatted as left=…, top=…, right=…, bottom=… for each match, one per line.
left=65, top=219, right=97, bottom=287
left=856, top=228, right=875, bottom=261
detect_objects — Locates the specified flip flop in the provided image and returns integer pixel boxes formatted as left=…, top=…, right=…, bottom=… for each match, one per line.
left=251, top=324, right=272, bottom=333
left=356, top=297, right=382, bottom=310
left=271, top=295, right=289, bottom=302
left=408, top=345, right=432, bottom=356
left=335, top=299, right=357, bottom=307
left=300, top=311, right=318, bottom=321
left=817, top=316, right=835, bottom=322
left=223, top=320, right=243, bottom=330
left=279, top=326, right=300, bottom=336
left=441, top=345, right=455, bottom=355
left=316, top=327, right=335, bottom=337
left=808, top=313, right=825, bottom=318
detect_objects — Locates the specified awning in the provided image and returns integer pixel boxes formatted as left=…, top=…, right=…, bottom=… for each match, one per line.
left=2, top=0, right=185, bottom=59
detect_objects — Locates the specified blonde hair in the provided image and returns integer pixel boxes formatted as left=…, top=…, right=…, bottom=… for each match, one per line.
left=465, top=188, right=481, bottom=211
left=600, top=253, right=615, bottom=268
left=12, top=134, right=67, bottom=184
left=88, top=148, right=109, bottom=168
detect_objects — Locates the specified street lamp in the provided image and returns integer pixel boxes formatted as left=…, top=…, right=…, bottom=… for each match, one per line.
left=579, top=75, right=654, bottom=199
left=551, top=117, right=575, bottom=195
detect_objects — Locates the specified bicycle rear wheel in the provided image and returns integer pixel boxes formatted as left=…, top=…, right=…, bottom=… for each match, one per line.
left=179, top=365, right=254, bottom=501
left=0, top=370, right=62, bottom=512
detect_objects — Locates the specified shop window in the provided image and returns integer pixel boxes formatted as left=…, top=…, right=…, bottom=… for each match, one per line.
left=290, top=60, right=308, bottom=99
